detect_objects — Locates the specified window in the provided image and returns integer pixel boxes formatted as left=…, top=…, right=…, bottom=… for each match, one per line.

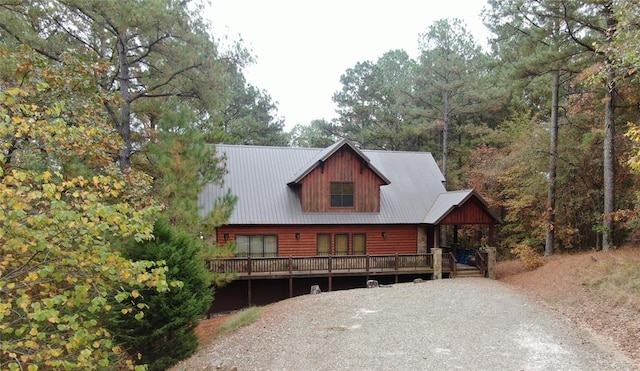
left=353, top=234, right=366, bottom=255
left=330, top=182, right=354, bottom=207
left=335, top=234, right=349, bottom=255
left=236, top=235, right=277, bottom=257
left=317, top=234, right=331, bottom=255
left=317, top=233, right=366, bottom=255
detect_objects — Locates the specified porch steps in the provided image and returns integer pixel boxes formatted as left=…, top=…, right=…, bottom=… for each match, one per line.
left=455, top=265, right=484, bottom=278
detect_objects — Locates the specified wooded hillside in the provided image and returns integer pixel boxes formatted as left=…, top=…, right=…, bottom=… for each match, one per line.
left=2, top=0, right=640, bottom=369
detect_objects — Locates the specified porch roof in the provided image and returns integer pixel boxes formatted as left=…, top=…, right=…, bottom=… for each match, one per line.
left=423, top=189, right=502, bottom=225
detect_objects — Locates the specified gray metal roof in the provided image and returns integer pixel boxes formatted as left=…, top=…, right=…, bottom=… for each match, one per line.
left=423, top=190, right=474, bottom=224
left=423, top=189, right=503, bottom=224
left=198, top=143, right=452, bottom=225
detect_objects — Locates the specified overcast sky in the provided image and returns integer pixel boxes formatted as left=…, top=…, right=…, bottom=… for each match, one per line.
left=206, top=0, right=491, bottom=131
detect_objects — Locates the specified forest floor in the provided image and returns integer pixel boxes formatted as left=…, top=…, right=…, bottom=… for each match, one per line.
left=495, top=244, right=640, bottom=363
left=192, top=245, right=640, bottom=365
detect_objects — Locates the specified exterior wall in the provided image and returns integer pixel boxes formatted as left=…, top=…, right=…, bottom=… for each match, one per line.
left=441, top=197, right=497, bottom=225
left=216, top=224, right=418, bottom=256
left=298, top=146, right=384, bottom=212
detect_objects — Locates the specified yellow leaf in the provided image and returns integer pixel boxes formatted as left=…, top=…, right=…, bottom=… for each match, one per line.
left=43, top=171, right=52, bottom=181
left=27, top=271, right=38, bottom=282
left=29, top=327, right=38, bottom=336
left=131, top=290, right=139, bottom=299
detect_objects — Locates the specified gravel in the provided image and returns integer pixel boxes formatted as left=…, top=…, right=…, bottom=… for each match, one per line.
left=175, top=278, right=638, bottom=371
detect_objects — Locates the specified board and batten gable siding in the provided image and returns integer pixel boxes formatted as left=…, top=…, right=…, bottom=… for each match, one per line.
left=216, top=225, right=419, bottom=256
left=440, top=196, right=497, bottom=225
left=297, top=146, right=385, bottom=212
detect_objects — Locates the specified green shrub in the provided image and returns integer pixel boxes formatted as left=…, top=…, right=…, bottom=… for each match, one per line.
left=110, top=219, right=213, bottom=371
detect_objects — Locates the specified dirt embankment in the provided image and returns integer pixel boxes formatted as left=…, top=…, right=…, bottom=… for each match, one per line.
left=496, top=245, right=640, bottom=363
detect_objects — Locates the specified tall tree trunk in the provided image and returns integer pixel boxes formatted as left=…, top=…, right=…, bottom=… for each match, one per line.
left=545, top=69, right=559, bottom=256
left=117, top=33, right=132, bottom=171
left=442, top=91, right=449, bottom=189
left=602, top=4, right=617, bottom=252
left=602, top=67, right=615, bottom=252
left=440, top=91, right=450, bottom=247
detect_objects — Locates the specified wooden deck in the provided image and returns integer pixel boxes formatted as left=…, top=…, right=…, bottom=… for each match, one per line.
left=206, top=253, right=460, bottom=279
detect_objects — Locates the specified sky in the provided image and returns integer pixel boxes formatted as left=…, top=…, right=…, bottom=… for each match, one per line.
left=206, top=1, right=491, bottom=131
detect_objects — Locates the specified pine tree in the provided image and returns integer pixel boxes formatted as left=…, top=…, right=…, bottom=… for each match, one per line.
left=111, top=219, right=213, bottom=371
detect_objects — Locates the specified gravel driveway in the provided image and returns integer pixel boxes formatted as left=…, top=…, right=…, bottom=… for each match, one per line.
left=175, top=278, right=637, bottom=370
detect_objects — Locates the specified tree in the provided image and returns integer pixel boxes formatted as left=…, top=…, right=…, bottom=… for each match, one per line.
left=609, top=0, right=640, bottom=71
left=290, top=119, right=337, bottom=148
left=483, top=0, right=640, bottom=251
left=135, top=100, right=226, bottom=233
left=414, top=18, right=490, bottom=187
left=223, top=83, right=290, bottom=146
left=110, top=219, right=213, bottom=371
left=333, top=50, right=419, bottom=150
left=0, top=48, right=170, bottom=370
left=0, top=0, right=239, bottom=170
left=484, top=0, right=582, bottom=256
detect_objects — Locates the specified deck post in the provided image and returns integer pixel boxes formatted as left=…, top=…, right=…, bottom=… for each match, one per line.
left=486, top=246, right=497, bottom=279
left=433, top=248, right=442, bottom=279
left=289, top=277, right=293, bottom=298
left=247, top=279, right=252, bottom=306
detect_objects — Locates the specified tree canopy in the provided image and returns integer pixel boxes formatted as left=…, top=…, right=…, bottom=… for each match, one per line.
left=0, top=48, right=170, bottom=370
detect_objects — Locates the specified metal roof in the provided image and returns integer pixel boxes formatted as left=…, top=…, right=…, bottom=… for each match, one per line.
left=423, top=190, right=474, bottom=224
left=198, top=143, right=453, bottom=225
left=423, top=189, right=502, bottom=224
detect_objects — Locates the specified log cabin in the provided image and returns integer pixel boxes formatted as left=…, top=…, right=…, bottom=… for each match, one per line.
left=198, top=139, right=501, bottom=308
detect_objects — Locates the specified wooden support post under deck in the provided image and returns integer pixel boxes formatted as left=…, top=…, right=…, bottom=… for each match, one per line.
left=247, top=279, right=252, bottom=306
left=289, top=277, right=293, bottom=298
left=328, top=255, right=333, bottom=291
left=288, top=256, right=293, bottom=298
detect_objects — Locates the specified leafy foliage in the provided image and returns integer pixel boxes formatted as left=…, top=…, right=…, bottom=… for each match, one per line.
left=0, top=49, right=168, bottom=370
left=510, top=243, right=545, bottom=270
left=110, top=219, right=213, bottom=371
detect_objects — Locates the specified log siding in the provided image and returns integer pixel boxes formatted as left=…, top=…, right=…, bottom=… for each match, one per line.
left=216, top=225, right=421, bottom=257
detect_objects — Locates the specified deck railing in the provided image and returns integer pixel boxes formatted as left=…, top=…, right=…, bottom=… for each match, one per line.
left=443, top=252, right=457, bottom=277
left=206, top=254, right=436, bottom=276
left=475, top=250, right=488, bottom=277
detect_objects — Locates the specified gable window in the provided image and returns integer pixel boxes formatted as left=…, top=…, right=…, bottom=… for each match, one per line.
left=236, top=235, right=277, bottom=257
left=330, top=182, right=354, bottom=207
